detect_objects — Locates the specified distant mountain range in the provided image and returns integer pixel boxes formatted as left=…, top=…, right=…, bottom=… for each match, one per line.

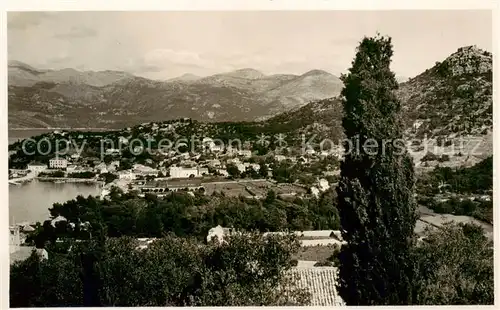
left=8, top=45, right=492, bottom=148
left=8, top=62, right=343, bottom=128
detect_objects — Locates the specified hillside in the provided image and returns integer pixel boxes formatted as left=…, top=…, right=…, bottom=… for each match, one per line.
left=8, top=45, right=493, bottom=168
left=8, top=61, right=134, bottom=87
left=266, top=70, right=343, bottom=109
left=8, top=63, right=342, bottom=128
left=397, top=45, right=492, bottom=139
left=395, top=46, right=493, bottom=169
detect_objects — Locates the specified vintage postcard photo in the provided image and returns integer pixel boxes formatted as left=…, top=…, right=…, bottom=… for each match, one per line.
left=6, top=8, right=494, bottom=307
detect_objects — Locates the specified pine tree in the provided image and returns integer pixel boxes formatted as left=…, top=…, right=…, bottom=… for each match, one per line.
left=335, top=34, right=418, bottom=305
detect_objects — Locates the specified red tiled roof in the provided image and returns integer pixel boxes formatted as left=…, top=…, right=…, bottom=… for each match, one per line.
left=288, top=267, right=344, bottom=306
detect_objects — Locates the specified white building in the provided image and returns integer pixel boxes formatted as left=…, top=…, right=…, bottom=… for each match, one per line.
left=206, top=225, right=233, bottom=243
left=49, top=158, right=68, bottom=169
left=27, top=162, right=47, bottom=172
left=235, top=163, right=246, bottom=173
left=170, top=166, right=198, bottom=178
left=169, top=166, right=208, bottom=178
left=318, top=178, right=330, bottom=192
left=203, top=137, right=215, bottom=150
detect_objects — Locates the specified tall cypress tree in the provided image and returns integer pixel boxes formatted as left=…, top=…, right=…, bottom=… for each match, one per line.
left=336, top=35, right=417, bottom=305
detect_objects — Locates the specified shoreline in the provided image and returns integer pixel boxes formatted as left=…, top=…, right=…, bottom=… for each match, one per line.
left=36, top=177, right=104, bottom=185
left=10, top=177, right=104, bottom=186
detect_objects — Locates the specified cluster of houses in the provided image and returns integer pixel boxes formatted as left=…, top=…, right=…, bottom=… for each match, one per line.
left=20, top=129, right=342, bottom=194
left=26, top=156, right=79, bottom=174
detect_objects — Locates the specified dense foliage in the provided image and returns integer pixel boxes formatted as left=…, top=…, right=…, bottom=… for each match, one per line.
left=418, top=156, right=492, bottom=195
left=100, top=172, right=118, bottom=184
left=336, top=35, right=418, bottom=305
left=427, top=197, right=492, bottom=224
left=412, top=222, right=493, bottom=305
left=25, top=189, right=340, bottom=247
left=416, top=156, right=493, bottom=223
left=38, top=170, right=65, bottom=178
left=11, top=233, right=309, bottom=307
left=68, top=171, right=96, bottom=179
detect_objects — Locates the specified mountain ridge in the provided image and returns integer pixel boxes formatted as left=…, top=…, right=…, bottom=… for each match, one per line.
left=8, top=62, right=343, bottom=127
left=8, top=45, right=492, bottom=139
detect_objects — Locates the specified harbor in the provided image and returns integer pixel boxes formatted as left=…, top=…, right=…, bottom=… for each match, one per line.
left=9, top=179, right=101, bottom=226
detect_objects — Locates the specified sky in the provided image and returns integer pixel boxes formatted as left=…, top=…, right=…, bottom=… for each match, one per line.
left=7, top=10, right=492, bottom=80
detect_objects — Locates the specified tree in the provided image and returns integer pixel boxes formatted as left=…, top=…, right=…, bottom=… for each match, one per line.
left=264, top=189, right=277, bottom=204
left=10, top=233, right=310, bottom=306
left=226, top=163, right=240, bottom=179
left=258, top=160, right=268, bottom=178
left=413, top=223, right=493, bottom=305
left=246, top=166, right=260, bottom=179
left=103, top=155, right=113, bottom=164
left=10, top=250, right=84, bottom=307
left=335, top=35, right=418, bottom=305
left=101, top=172, right=118, bottom=184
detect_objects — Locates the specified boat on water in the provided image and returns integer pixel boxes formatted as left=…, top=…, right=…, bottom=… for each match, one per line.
left=54, top=180, right=66, bottom=184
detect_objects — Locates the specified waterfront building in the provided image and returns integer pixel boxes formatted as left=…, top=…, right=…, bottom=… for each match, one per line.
left=27, top=162, right=48, bottom=172
left=49, top=158, right=68, bottom=169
